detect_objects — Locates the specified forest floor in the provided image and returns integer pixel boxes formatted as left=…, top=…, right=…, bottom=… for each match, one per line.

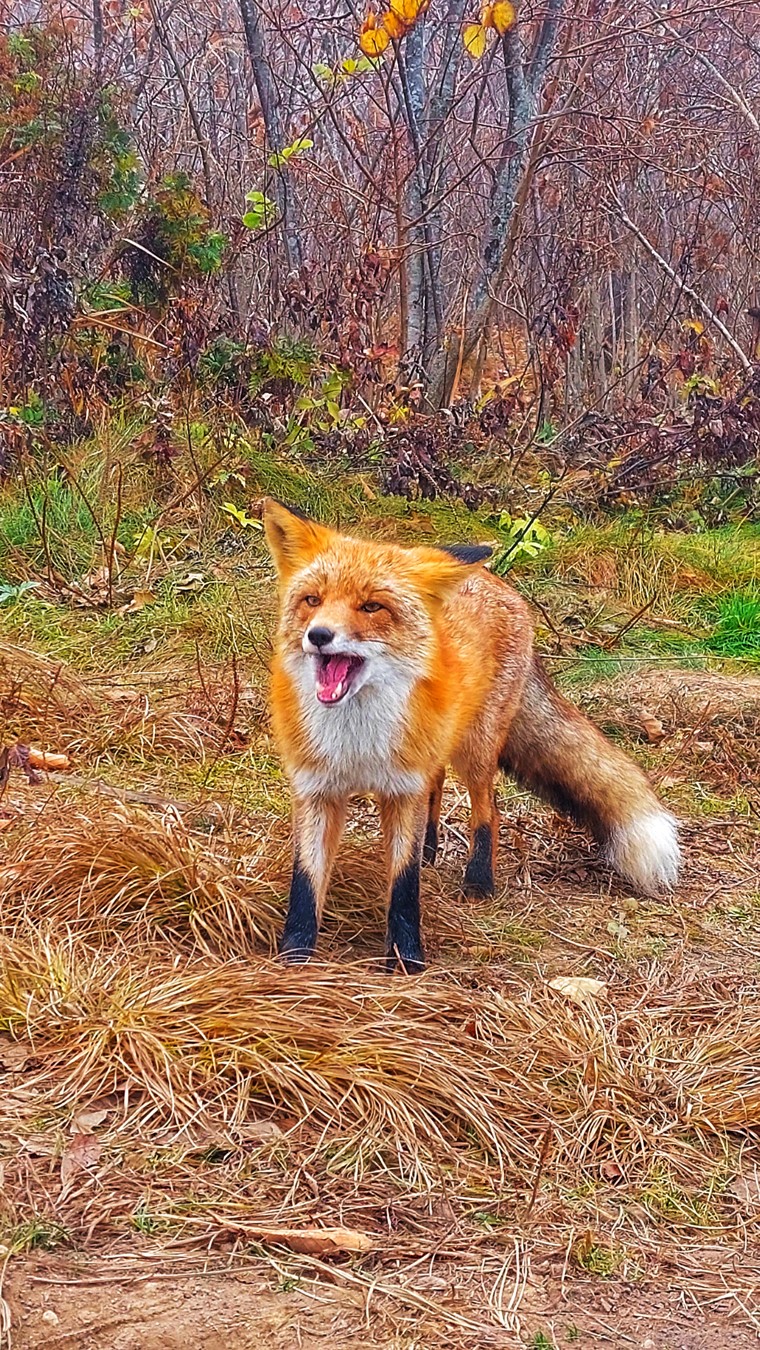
left=0, top=457, right=758, bottom=1349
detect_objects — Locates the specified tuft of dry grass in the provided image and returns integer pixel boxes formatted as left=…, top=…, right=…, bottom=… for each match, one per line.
left=0, top=802, right=284, bottom=955
left=0, top=923, right=759, bottom=1195
left=0, top=639, right=233, bottom=760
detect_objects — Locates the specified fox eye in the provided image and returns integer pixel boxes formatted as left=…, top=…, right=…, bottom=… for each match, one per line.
left=303, top=595, right=321, bottom=608
left=359, top=600, right=383, bottom=614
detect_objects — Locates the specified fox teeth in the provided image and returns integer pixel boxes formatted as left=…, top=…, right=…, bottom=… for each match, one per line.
left=331, top=680, right=345, bottom=701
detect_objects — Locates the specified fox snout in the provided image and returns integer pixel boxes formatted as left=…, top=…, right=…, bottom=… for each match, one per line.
left=303, top=625, right=335, bottom=653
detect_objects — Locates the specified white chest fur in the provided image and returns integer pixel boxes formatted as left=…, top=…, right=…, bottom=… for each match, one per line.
left=288, top=657, right=424, bottom=799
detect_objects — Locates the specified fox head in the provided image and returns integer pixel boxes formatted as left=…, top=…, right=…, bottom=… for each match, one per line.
left=264, top=499, right=491, bottom=706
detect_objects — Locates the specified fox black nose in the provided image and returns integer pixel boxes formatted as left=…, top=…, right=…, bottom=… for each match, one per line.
left=307, top=626, right=334, bottom=649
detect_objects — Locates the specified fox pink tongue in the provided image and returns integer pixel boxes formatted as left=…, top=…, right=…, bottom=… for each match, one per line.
left=316, top=655, right=354, bottom=704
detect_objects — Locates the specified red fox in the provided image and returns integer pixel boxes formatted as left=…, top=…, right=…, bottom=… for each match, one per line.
left=264, top=499, right=680, bottom=970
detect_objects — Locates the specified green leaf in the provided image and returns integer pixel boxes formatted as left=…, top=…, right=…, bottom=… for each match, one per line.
left=242, top=191, right=277, bottom=231
left=341, top=54, right=379, bottom=77
left=267, top=137, right=314, bottom=169
left=220, top=501, right=262, bottom=531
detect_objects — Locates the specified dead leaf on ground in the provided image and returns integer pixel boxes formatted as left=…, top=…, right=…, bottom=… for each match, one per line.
left=548, top=976, right=608, bottom=1008
left=229, top=1224, right=373, bottom=1256
left=18, top=1134, right=57, bottom=1158
left=730, top=1173, right=760, bottom=1210
left=236, top=1121, right=285, bottom=1144
left=639, top=714, right=666, bottom=745
left=27, top=747, right=71, bottom=771
left=120, top=588, right=157, bottom=615
left=71, top=1108, right=109, bottom=1133
left=0, top=1035, right=32, bottom=1072
left=60, top=1132, right=102, bottom=1188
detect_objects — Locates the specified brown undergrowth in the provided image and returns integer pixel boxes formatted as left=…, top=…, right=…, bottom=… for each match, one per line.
left=0, top=638, right=758, bottom=1342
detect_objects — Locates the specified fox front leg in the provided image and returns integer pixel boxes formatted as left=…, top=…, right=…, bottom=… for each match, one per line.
left=280, top=795, right=347, bottom=964
left=379, top=793, right=428, bottom=973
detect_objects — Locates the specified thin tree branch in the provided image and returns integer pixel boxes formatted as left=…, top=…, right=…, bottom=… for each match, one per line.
left=609, top=191, right=753, bottom=371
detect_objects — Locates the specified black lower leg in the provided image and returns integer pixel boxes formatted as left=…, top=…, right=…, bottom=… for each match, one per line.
left=385, top=857, right=425, bottom=973
left=463, top=823, right=495, bottom=898
left=422, top=819, right=438, bottom=866
left=279, top=862, right=319, bottom=963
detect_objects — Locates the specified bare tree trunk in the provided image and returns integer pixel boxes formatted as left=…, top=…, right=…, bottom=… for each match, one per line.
left=147, top=0, right=215, bottom=209
left=396, top=24, right=443, bottom=366
left=92, top=0, right=104, bottom=64
left=427, top=0, right=567, bottom=406
left=237, top=0, right=302, bottom=273
left=623, top=254, right=640, bottom=405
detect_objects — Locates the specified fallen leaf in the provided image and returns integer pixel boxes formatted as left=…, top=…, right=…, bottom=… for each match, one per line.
left=135, top=636, right=159, bottom=655
left=730, top=1173, right=760, bottom=1210
left=236, top=1121, right=285, bottom=1144
left=606, top=918, right=629, bottom=941
left=175, top=572, right=207, bottom=593
left=234, top=1224, right=372, bottom=1256
left=27, top=747, right=71, bottom=772
left=19, top=1134, right=57, bottom=1158
left=600, top=1160, right=625, bottom=1181
left=548, top=976, right=608, bottom=1007
left=121, top=589, right=156, bottom=615
left=72, top=1108, right=108, bottom=1133
left=639, top=714, right=666, bottom=745
left=0, top=1036, right=32, bottom=1072
left=60, top=1132, right=102, bottom=1188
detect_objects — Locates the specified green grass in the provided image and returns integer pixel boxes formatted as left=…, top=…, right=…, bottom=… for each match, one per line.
left=707, top=589, right=760, bottom=658
left=0, top=1216, right=69, bottom=1253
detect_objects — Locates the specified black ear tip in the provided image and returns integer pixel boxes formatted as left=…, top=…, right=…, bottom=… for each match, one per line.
left=440, top=543, right=493, bottom=565
left=271, top=499, right=313, bottom=523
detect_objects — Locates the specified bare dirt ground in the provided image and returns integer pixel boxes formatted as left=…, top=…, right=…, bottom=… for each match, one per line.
left=0, top=655, right=759, bottom=1349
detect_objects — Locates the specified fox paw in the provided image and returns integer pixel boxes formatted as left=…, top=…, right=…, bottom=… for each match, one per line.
left=278, top=928, right=317, bottom=964
left=383, top=942, right=425, bottom=975
left=462, top=875, right=495, bottom=900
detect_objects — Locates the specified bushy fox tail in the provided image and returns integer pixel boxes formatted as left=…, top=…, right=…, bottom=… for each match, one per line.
left=500, top=657, right=680, bottom=895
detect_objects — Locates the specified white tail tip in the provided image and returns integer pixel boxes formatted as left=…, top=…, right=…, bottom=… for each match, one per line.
left=606, top=811, right=681, bottom=895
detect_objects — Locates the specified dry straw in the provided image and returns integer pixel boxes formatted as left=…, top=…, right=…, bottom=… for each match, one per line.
left=0, top=917, right=759, bottom=1191
left=0, top=639, right=223, bottom=759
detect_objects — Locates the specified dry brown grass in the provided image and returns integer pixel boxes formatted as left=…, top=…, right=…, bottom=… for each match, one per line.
left=0, top=639, right=229, bottom=760
left=1, top=637, right=759, bottom=1344
left=0, top=801, right=284, bottom=955
left=1, top=924, right=760, bottom=1196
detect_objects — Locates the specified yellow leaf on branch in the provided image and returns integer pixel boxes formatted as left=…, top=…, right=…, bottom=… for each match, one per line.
left=491, top=0, right=516, bottom=33
left=389, top=0, right=424, bottom=20
left=359, top=13, right=391, bottom=55
left=463, top=22, right=488, bottom=58
left=382, top=8, right=408, bottom=38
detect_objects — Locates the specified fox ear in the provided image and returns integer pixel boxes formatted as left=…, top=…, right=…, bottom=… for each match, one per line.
left=439, top=543, right=493, bottom=565
left=263, top=499, right=334, bottom=581
left=409, top=546, right=486, bottom=605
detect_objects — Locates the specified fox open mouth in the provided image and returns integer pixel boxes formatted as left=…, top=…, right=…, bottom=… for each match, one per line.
left=314, top=653, right=365, bottom=704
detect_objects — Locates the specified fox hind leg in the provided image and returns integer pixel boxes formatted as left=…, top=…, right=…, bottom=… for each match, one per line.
left=379, top=793, right=428, bottom=973
left=462, top=774, right=498, bottom=899
left=422, top=770, right=445, bottom=866
left=280, top=795, right=346, bottom=964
